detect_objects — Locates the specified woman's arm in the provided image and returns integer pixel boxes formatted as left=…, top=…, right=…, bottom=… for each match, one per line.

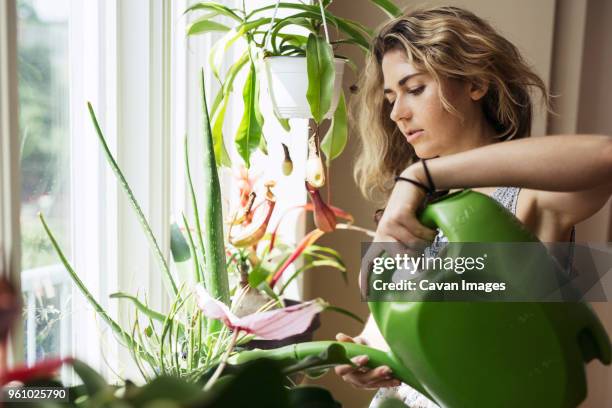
left=404, top=134, right=612, bottom=227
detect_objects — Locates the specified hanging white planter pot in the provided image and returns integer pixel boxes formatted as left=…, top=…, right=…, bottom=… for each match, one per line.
left=264, top=56, right=346, bottom=120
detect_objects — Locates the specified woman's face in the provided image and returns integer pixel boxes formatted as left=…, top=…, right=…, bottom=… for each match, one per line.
left=381, top=49, right=486, bottom=158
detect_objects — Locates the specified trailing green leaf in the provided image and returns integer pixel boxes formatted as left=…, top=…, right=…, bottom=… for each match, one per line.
left=370, top=0, right=403, bottom=18
left=184, top=2, right=243, bottom=21
left=39, top=213, right=156, bottom=367
left=235, top=62, right=263, bottom=167
left=269, top=17, right=317, bottom=54
left=249, top=3, right=371, bottom=51
left=87, top=103, right=179, bottom=298
left=259, top=134, right=269, bottom=155
left=187, top=19, right=230, bottom=36
left=109, top=292, right=169, bottom=323
left=211, top=94, right=233, bottom=168
left=321, top=92, right=348, bottom=163
left=306, top=34, right=335, bottom=123
left=208, top=18, right=271, bottom=82
left=210, top=52, right=249, bottom=168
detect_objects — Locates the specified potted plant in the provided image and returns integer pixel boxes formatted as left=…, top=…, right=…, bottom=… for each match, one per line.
left=39, top=69, right=370, bottom=383
left=185, top=0, right=403, bottom=168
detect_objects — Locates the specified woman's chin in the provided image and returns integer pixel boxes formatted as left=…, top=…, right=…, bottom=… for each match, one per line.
left=411, top=144, right=436, bottom=160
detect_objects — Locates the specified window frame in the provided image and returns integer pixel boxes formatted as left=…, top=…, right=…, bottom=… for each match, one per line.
left=0, top=0, right=23, bottom=369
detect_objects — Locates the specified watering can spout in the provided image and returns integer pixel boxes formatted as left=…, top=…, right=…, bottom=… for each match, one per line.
left=231, top=341, right=431, bottom=399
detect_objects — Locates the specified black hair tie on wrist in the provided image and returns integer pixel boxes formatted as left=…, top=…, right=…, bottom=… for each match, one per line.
left=421, top=158, right=436, bottom=192
left=394, top=176, right=432, bottom=196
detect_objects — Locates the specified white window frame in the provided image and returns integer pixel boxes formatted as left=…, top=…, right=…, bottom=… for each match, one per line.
left=0, top=0, right=23, bottom=369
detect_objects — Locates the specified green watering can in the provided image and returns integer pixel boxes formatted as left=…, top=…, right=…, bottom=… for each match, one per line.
left=234, top=190, right=611, bottom=408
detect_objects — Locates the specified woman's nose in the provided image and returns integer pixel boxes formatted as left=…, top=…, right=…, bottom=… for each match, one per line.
left=389, top=97, right=412, bottom=122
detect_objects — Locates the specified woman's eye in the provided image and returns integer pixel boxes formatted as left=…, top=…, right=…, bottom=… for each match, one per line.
left=408, top=85, right=425, bottom=95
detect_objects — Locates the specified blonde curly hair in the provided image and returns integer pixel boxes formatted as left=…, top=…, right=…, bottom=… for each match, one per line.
left=352, top=6, right=550, bottom=204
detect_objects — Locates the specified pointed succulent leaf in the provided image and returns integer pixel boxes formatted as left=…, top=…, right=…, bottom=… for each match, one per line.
left=170, top=222, right=191, bottom=263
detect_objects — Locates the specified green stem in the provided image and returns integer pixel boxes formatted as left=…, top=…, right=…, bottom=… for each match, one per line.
left=204, top=329, right=240, bottom=391
left=184, top=137, right=206, bottom=283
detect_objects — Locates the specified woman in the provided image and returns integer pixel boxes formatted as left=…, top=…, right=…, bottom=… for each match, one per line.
left=333, top=6, right=612, bottom=408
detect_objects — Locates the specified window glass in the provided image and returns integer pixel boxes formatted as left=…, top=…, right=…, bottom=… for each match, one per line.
left=17, top=0, right=71, bottom=364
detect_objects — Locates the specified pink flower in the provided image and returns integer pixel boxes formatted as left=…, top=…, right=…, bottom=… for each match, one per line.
left=195, top=285, right=324, bottom=340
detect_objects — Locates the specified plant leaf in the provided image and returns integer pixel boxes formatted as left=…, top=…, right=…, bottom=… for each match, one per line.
left=251, top=4, right=371, bottom=52
left=324, top=305, right=365, bottom=324
left=187, top=19, right=230, bottom=36
left=196, top=285, right=324, bottom=340
left=306, top=34, right=335, bottom=123
left=333, top=16, right=371, bottom=51
left=259, top=134, right=269, bottom=155
left=69, top=359, right=109, bottom=397
left=109, top=292, right=168, bottom=323
left=184, top=2, right=242, bottom=22
left=370, top=0, right=403, bottom=18
left=235, top=62, right=263, bottom=168
left=39, top=214, right=156, bottom=367
left=212, top=94, right=233, bottom=167
left=170, top=222, right=191, bottom=262
left=184, top=136, right=206, bottom=284
left=200, top=69, right=231, bottom=308
left=87, top=103, right=179, bottom=298
left=321, top=92, right=347, bottom=163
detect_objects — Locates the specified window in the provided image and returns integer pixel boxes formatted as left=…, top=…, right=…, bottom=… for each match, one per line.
left=6, top=0, right=308, bottom=381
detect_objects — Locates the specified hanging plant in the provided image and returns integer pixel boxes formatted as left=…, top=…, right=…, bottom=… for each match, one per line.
left=185, top=0, right=403, bottom=168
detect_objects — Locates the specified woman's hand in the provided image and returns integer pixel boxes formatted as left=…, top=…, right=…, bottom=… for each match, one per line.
left=375, top=166, right=437, bottom=246
left=333, top=333, right=401, bottom=389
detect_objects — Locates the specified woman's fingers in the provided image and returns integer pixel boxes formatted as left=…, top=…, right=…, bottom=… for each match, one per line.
left=342, top=365, right=397, bottom=389
left=333, top=352, right=400, bottom=389
left=335, top=332, right=367, bottom=345
left=334, top=355, right=369, bottom=376
left=335, top=333, right=354, bottom=343
left=389, top=216, right=436, bottom=243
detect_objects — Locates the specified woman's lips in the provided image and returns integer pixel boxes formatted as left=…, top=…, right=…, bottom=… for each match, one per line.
left=404, top=129, right=424, bottom=143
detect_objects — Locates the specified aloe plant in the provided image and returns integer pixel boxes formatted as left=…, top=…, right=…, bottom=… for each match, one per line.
left=39, top=69, right=235, bottom=380
left=186, top=0, right=402, bottom=168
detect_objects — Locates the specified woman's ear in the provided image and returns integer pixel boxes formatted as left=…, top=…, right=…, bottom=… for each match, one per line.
left=469, top=81, right=488, bottom=101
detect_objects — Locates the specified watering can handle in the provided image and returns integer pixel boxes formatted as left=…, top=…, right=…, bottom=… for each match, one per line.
left=231, top=341, right=429, bottom=397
